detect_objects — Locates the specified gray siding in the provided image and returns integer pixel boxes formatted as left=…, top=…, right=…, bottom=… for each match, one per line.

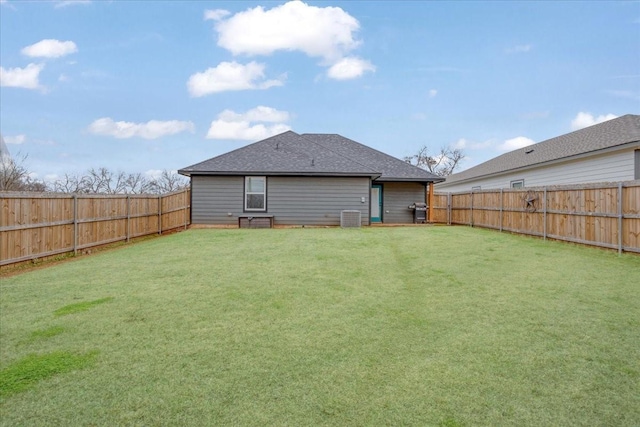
left=635, top=150, right=640, bottom=180
left=437, top=149, right=637, bottom=192
left=191, top=175, right=370, bottom=226
left=381, top=182, right=426, bottom=224
left=268, top=176, right=370, bottom=226
left=191, top=176, right=243, bottom=225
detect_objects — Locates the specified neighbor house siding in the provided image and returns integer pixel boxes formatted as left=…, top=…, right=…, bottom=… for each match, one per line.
left=268, top=176, right=370, bottom=226
left=437, top=149, right=637, bottom=193
left=381, top=182, right=425, bottom=224
left=191, top=176, right=243, bottom=225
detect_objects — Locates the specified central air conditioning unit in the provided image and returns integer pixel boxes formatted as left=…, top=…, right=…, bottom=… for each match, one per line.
left=340, top=210, right=361, bottom=228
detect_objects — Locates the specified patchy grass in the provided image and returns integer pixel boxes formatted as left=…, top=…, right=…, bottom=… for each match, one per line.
left=28, top=326, right=65, bottom=341
left=0, top=227, right=638, bottom=426
left=54, top=297, right=114, bottom=317
left=0, top=351, right=98, bottom=398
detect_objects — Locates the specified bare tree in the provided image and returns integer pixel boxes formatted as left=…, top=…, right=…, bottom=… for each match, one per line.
left=0, top=152, right=46, bottom=192
left=47, top=168, right=187, bottom=195
left=404, top=145, right=465, bottom=177
left=125, top=172, right=153, bottom=194
left=148, top=170, right=188, bottom=194
left=51, top=173, right=87, bottom=193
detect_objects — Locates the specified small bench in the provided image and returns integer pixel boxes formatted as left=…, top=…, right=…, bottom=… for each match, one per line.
left=238, top=215, right=274, bottom=229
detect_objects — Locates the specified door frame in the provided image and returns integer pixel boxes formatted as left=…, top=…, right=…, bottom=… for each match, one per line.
left=371, top=184, right=383, bottom=223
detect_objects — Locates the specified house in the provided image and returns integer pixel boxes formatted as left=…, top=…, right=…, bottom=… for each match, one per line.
left=436, top=114, right=640, bottom=193
left=178, top=131, right=443, bottom=227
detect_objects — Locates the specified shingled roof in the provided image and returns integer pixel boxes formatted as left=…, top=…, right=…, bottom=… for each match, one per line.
left=179, top=131, right=443, bottom=183
left=302, top=133, right=443, bottom=182
left=442, top=114, right=640, bottom=185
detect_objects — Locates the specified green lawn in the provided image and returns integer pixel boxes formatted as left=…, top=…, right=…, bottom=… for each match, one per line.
left=1, top=227, right=639, bottom=426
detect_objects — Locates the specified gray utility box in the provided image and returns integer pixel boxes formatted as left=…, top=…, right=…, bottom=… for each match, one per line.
left=409, top=202, right=427, bottom=224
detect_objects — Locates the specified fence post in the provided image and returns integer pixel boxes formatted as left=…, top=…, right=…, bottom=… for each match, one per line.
left=184, top=189, right=188, bottom=230
left=158, top=195, right=162, bottom=235
left=543, top=187, right=547, bottom=241
left=73, top=194, right=78, bottom=255
left=126, top=195, right=131, bottom=243
left=499, top=188, right=503, bottom=232
left=469, top=190, right=474, bottom=227
left=447, top=193, right=451, bottom=225
left=618, top=182, right=623, bottom=254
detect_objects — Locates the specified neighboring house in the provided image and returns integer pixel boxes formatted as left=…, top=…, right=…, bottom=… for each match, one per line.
left=179, top=131, right=443, bottom=227
left=436, top=114, right=640, bottom=193
left=0, top=134, right=12, bottom=167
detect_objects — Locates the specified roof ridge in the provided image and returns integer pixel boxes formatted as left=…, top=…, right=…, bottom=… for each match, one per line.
left=302, top=133, right=441, bottom=179
left=299, top=133, right=380, bottom=174
left=180, top=130, right=302, bottom=171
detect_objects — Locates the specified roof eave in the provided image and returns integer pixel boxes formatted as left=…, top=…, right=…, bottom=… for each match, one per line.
left=180, top=170, right=381, bottom=179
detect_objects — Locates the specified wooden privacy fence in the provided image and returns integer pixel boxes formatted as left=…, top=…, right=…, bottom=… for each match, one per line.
left=1, top=189, right=190, bottom=266
left=429, top=181, right=640, bottom=254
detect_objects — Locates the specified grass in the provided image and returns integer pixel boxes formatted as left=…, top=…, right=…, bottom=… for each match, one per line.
left=0, top=351, right=98, bottom=398
left=0, top=227, right=638, bottom=426
left=53, top=297, right=114, bottom=317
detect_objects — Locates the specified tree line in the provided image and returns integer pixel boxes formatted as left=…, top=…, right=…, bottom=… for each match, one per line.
left=2, top=144, right=465, bottom=193
left=0, top=154, right=188, bottom=194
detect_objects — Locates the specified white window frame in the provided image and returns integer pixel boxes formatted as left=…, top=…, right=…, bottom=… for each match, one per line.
left=244, top=176, right=266, bottom=212
left=510, top=179, right=525, bottom=189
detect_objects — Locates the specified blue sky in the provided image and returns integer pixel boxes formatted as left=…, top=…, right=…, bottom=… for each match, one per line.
left=1, top=0, right=639, bottom=182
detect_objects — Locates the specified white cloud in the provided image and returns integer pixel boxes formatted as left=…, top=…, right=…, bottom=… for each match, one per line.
left=327, top=57, right=375, bottom=80
left=58, top=73, right=69, bottom=82
left=206, top=106, right=291, bottom=140
left=4, top=134, right=26, bottom=144
left=187, top=61, right=285, bottom=97
left=219, top=106, right=290, bottom=123
left=498, top=136, right=535, bottom=152
left=453, top=138, right=468, bottom=149
left=428, top=89, right=438, bottom=98
left=88, top=118, right=195, bottom=140
left=506, top=44, right=532, bottom=54
left=204, top=9, right=230, bottom=21
left=215, top=1, right=361, bottom=62
left=21, top=39, right=78, bottom=58
left=0, top=63, right=44, bottom=89
left=570, top=112, right=618, bottom=130
left=54, top=0, right=91, bottom=8
left=453, top=138, right=493, bottom=150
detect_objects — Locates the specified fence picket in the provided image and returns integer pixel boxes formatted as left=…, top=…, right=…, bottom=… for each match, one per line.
left=1, top=189, right=190, bottom=266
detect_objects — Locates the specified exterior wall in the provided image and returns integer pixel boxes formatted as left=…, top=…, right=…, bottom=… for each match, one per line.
left=268, top=176, right=370, bottom=226
left=381, top=182, right=425, bottom=224
left=191, top=175, right=370, bottom=226
left=191, top=176, right=243, bottom=225
left=436, top=149, right=637, bottom=193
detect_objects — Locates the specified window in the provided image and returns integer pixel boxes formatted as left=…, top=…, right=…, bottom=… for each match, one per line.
left=510, top=179, right=524, bottom=189
left=245, top=176, right=266, bottom=211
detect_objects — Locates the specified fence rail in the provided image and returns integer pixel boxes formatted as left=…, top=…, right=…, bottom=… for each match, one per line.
left=1, top=189, right=190, bottom=266
left=429, top=181, right=640, bottom=254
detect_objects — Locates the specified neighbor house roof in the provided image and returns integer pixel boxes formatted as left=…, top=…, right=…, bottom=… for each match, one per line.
left=442, top=114, right=640, bottom=186
left=179, top=131, right=443, bottom=183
